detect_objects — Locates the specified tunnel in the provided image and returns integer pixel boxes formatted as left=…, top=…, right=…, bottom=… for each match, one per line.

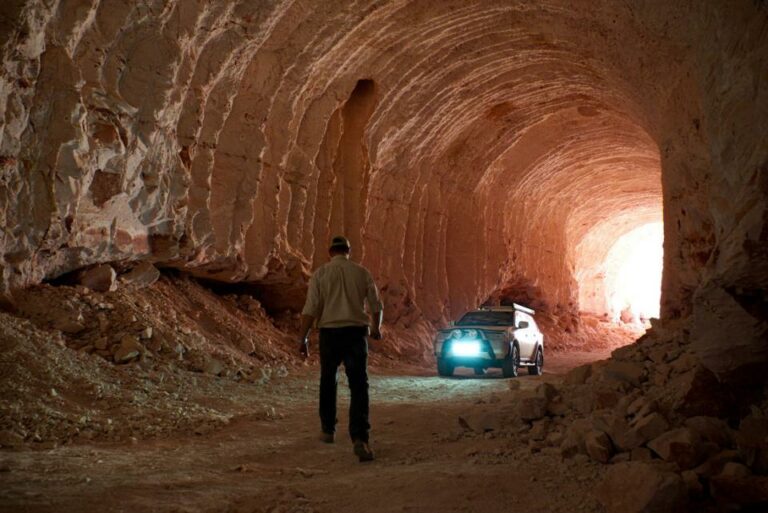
left=1, top=1, right=767, bottom=512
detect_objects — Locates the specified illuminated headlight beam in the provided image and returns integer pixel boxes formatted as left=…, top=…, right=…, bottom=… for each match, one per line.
left=451, top=340, right=482, bottom=357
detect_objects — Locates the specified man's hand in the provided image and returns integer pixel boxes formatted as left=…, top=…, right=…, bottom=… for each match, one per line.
left=297, top=314, right=314, bottom=359
left=370, top=325, right=382, bottom=340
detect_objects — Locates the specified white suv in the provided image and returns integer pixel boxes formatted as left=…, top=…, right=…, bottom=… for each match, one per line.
left=433, top=304, right=544, bottom=378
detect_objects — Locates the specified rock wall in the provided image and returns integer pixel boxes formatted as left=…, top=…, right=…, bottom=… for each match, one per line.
left=1, top=1, right=766, bottom=375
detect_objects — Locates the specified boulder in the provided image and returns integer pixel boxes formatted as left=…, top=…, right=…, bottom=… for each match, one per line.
left=735, top=414, right=768, bottom=473
left=648, top=428, right=703, bottom=470
left=564, top=364, right=592, bottom=385
left=691, top=283, right=768, bottom=385
left=458, top=413, right=502, bottom=433
left=719, top=462, right=751, bottom=478
left=113, top=335, right=143, bottom=363
left=51, top=314, right=86, bottom=334
left=681, top=470, right=704, bottom=497
left=606, top=416, right=645, bottom=451
left=528, top=419, right=551, bottom=441
left=560, top=419, right=592, bottom=458
left=596, top=462, right=688, bottom=513
left=519, top=394, right=548, bottom=421
left=709, top=475, right=768, bottom=509
left=683, top=416, right=732, bottom=448
left=535, top=382, right=559, bottom=401
left=630, top=413, right=670, bottom=445
left=120, top=262, right=161, bottom=288
left=692, top=450, right=742, bottom=478
left=545, top=397, right=569, bottom=417
left=79, top=264, right=117, bottom=292
left=602, top=360, right=645, bottom=387
left=585, top=430, right=613, bottom=463
left=666, top=365, right=726, bottom=417
left=203, top=357, right=224, bottom=376
left=630, top=447, right=653, bottom=461
left=610, top=452, right=630, bottom=464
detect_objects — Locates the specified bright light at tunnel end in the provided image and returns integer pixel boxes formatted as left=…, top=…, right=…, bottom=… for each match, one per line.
left=608, top=222, right=664, bottom=323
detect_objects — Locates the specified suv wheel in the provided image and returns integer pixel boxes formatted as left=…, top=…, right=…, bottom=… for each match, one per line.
left=437, top=358, right=454, bottom=377
left=502, top=344, right=519, bottom=378
left=528, top=348, right=544, bottom=376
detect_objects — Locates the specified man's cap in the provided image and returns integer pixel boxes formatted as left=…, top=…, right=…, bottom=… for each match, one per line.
left=329, top=235, right=351, bottom=250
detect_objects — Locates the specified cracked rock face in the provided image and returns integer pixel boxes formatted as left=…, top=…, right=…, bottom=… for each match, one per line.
left=1, top=1, right=766, bottom=376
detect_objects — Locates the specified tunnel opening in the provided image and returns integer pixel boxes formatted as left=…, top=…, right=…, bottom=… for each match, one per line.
left=604, top=222, right=664, bottom=324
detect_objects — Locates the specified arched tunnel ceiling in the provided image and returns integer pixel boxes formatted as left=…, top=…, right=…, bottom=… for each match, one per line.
left=174, top=0, right=669, bottom=321
left=1, top=0, right=767, bottom=377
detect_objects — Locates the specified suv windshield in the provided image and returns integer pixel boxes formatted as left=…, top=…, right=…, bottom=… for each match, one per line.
left=457, top=311, right=515, bottom=326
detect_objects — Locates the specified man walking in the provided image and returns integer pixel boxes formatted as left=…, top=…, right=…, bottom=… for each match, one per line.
left=298, top=236, right=383, bottom=462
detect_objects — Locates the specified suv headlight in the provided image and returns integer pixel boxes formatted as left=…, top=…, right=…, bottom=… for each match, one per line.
left=463, top=329, right=478, bottom=339
left=450, top=330, right=463, bottom=339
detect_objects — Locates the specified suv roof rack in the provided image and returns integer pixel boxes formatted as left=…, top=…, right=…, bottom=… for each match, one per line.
left=480, top=303, right=535, bottom=315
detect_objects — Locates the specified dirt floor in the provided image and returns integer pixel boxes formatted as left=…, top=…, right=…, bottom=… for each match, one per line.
left=0, top=350, right=614, bottom=513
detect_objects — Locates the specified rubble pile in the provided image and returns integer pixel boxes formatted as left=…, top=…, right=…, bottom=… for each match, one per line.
left=456, top=320, right=768, bottom=512
left=0, top=265, right=299, bottom=448
left=13, top=264, right=296, bottom=371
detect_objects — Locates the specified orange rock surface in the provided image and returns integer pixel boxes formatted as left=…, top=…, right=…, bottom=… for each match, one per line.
left=0, top=1, right=766, bottom=378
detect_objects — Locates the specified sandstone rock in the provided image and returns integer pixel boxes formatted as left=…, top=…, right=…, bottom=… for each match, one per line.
left=519, top=395, right=548, bottom=421
left=602, top=361, right=645, bottom=387
left=113, top=335, right=143, bottom=363
left=459, top=413, right=502, bottom=433
left=528, top=419, right=551, bottom=441
left=535, top=382, right=559, bottom=402
left=605, top=415, right=644, bottom=452
left=626, top=396, right=649, bottom=417
left=630, top=413, right=670, bottom=445
left=630, top=447, right=653, bottom=461
left=609, top=452, right=630, bottom=464
left=684, top=416, right=732, bottom=447
left=52, top=316, right=86, bottom=334
left=78, top=265, right=117, bottom=293
left=611, top=343, right=644, bottom=362
left=735, top=414, right=768, bottom=473
left=666, top=365, right=726, bottom=417
left=545, top=397, right=569, bottom=417
left=120, top=262, right=161, bottom=288
left=0, top=430, right=25, bottom=448
left=596, top=462, right=687, bottom=513
left=585, top=430, right=613, bottom=463
left=139, top=327, right=153, bottom=340
left=709, top=475, right=768, bottom=509
left=719, top=462, right=751, bottom=478
left=691, top=283, right=768, bottom=385
left=647, top=428, right=703, bottom=470
left=564, top=364, right=591, bottom=385
left=545, top=430, right=564, bottom=447
left=560, top=419, right=592, bottom=458
left=692, top=450, right=742, bottom=478
left=560, top=430, right=584, bottom=458
left=681, top=470, right=704, bottom=497
left=203, top=358, right=224, bottom=376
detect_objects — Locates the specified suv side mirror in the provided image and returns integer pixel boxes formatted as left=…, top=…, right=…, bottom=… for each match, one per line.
left=517, top=321, right=529, bottom=329
left=449, top=321, right=455, bottom=327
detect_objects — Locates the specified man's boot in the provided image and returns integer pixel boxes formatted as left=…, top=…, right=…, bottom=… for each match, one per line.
left=353, top=439, right=374, bottom=462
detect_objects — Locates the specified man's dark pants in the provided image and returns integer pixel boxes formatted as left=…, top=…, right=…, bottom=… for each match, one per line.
left=319, top=326, right=370, bottom=442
